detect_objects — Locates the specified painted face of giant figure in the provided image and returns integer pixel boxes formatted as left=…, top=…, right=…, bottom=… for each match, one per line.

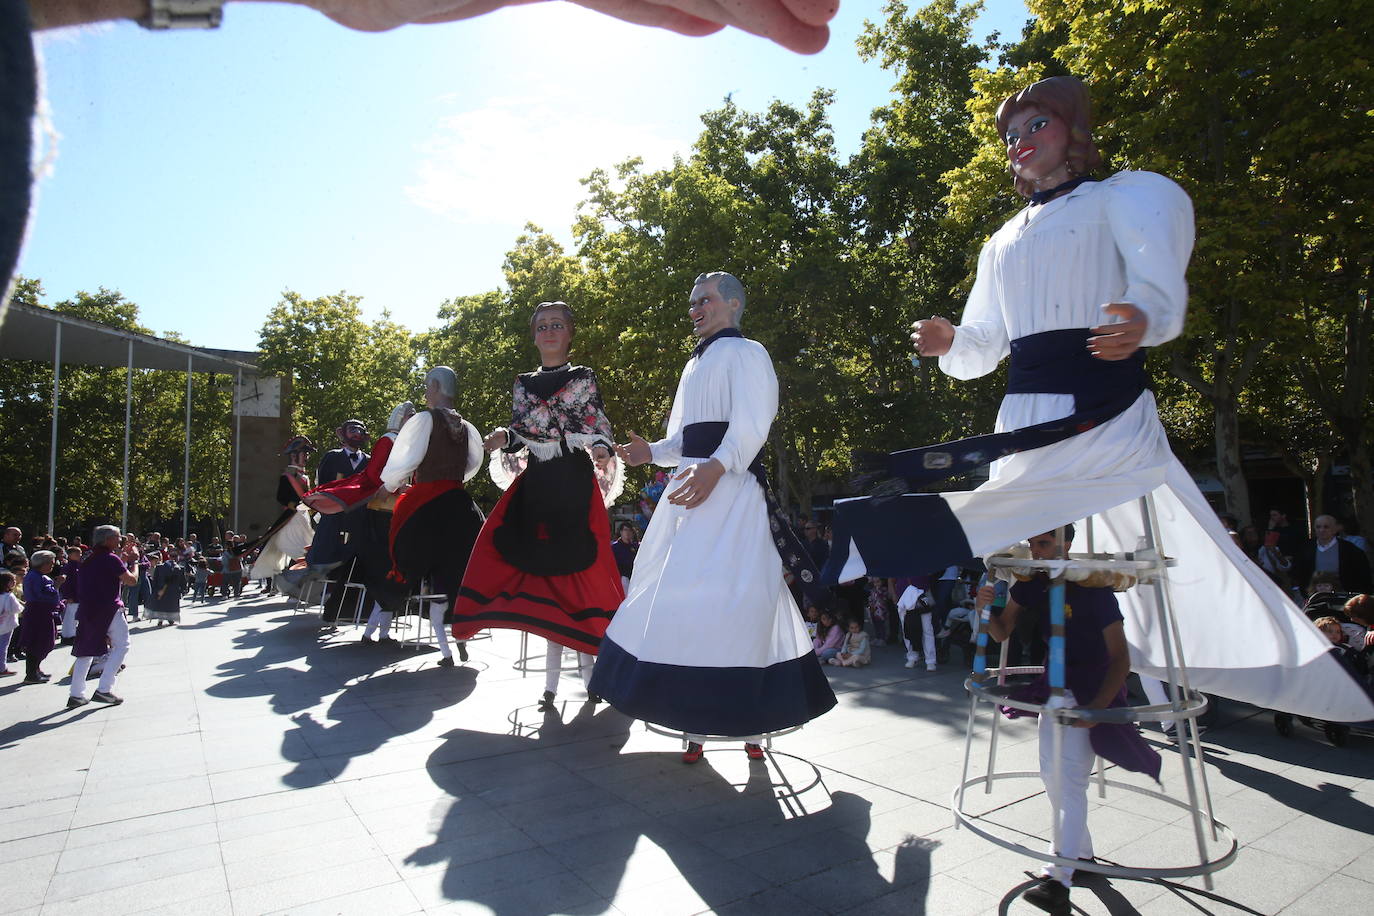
left=337, top=420, right=368, bottom=450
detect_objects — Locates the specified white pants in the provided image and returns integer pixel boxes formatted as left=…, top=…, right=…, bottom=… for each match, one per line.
left=429, top=601, right=454, bottom=659
left=898, top=607, right=936, bottom=665
left=543, top=640, right=594, bottom=694
left=1040, top=692, right=1095, bottom=887
left=70, top=610, right=130, bottom=699
left=363, top=603, right=392, bottom=640
left=1139, top=674, right=1181, bottom=735
left=61, top=602, right=79, bottom=640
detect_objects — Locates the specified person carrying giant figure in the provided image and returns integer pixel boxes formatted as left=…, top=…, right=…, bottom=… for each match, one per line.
left=381, top=367, right=485, bottom=666
left=823, top=76, right=1374, bottom=735
left=589, top=271, right=836, bottom=763
left=453, top=300, right=625, bottom=709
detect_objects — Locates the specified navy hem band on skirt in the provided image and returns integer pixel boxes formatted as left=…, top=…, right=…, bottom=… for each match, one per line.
left=589, top=637, right=838, bottom=737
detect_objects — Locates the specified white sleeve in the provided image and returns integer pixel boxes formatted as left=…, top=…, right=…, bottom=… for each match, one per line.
left=939, top=239, right=1010, bottom=380
left=1104, top=171, right=1194, bottom=347
left=649, top=371, right=688, bottom=467
left=461, top=419, right=484, bottom=483
left=380, top=411, right=432, bottom=491
left=709, top=343, right=777, bottom=475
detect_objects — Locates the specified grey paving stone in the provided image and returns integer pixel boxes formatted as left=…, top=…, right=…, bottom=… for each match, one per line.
left=263, top=880, right=425, bottom=916
left=45, top=841, right=223, bottom=901
left=606, top=864, right=771, bottom=916
left=56, top=820, right=219, bottom=872
left=229, top=855, right=402, bottom=914
left=39, top=863, right=229, bottom=916
left=427, top=869, right=605, bottom=915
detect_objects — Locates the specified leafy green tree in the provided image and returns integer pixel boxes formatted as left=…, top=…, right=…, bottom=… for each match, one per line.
left=1, top=281, right=233, bottom=537
left=1030, top=0, right=1374, bottom=532
left=256, top=290, right=420, bottom=457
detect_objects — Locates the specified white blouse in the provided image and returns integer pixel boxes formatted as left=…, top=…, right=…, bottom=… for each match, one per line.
left=940, top=171, right=1195, bottom=382
left=380, top=409, right=483, bottom=491
left=649, top=336, right=778, bottom=475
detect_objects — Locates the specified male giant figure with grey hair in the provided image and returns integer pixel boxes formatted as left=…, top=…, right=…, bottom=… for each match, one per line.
left=69, top=525, right=139, bottom=707
left=380, top=367, right=486, bottom=665
left=591, top=271, right=835, bottom=763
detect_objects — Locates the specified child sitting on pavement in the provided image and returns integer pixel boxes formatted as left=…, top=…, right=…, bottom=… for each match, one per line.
left=831, top=618, right=872, bottom=667
left=812, top=611, right=843, bottom=663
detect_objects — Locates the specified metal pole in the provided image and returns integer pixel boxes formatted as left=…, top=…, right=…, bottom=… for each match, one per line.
left=183, top=353, right=192, bottom=539
left=47, top=323, right=62, bottom=536
left=122, top=340, right=133, bottom=531
left=1139, top=495, right=1214, bottom=888
left=233, top=369, right=241, bottom=532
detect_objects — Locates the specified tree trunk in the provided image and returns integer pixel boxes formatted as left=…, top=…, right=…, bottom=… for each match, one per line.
left=1212, top=391, right=1251, bottom=525
left=1347, top=438, right=1374, bottom=561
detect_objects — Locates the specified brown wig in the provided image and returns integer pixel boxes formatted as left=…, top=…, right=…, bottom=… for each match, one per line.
left=995, top=75, right=1104, bottom=198
left=529, top=301, right=575, bottom=338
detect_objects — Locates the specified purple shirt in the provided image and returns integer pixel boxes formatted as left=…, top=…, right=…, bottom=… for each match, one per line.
left=58, top=560, right=81, bottom=601
left=1004, top=577, right=1160, bottom=781
left=76, top=547, right=127, bottom=616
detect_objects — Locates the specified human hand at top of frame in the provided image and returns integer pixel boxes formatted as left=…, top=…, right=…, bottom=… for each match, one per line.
left=615, top=432, right=652, bottom=467
left=303, top=0, right=837, bottom=52
left=1088, top=303, right=1148, bottom=361
left=31, top=0, right=837, bottom=53
left=910, top=316, right=954, bottom=358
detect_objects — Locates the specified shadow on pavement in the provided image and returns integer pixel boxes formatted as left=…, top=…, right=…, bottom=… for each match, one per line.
left=405, top=703, right=934, bottom=914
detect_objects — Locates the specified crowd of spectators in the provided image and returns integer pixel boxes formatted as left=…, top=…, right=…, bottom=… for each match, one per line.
left=1225, top=508, right=1373, bottom=600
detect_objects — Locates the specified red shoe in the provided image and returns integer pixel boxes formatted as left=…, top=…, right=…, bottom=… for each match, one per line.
left=744, top=743, right=765, bottom=760
left=681, top=742, right=704, bottom=764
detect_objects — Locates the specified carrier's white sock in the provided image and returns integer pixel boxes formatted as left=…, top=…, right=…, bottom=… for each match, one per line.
left=544, top=640, right=563, bottom=694
left=363, top=603, right=383, bottom=637
left=429, top=602, right=452, bottom=659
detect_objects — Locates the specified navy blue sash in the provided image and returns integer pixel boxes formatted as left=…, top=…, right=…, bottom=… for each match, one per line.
left=681, top=422, right=829, bottom=610
left=880, top=328, right=1147, bottom=488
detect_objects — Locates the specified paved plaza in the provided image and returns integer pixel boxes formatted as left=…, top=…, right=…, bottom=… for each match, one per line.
left=2, top=590, right=1372, bottom=915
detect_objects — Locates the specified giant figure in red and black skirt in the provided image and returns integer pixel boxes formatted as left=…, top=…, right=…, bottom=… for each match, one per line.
left=453, top=301, right=625, bottom=708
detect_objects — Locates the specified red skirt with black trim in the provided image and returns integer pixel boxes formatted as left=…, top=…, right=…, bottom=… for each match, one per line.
left=453, top=471, right=623, bottom=654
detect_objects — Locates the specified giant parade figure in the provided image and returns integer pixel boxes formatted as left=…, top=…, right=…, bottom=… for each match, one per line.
left=589, top=271, right=836, bottom=763
left=822, top=75, right=1374, bottom=752
left=380, top=367, right=485, bottom=666
left=306, top=419, right=371, bottom=627
left=452, top=300, right=625, bottom=709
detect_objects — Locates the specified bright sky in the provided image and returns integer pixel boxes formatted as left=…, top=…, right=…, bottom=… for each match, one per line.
left=21, top=1, right=1029, bottom=352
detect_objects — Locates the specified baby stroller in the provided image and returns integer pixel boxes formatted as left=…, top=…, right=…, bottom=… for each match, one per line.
left=1274, top=591, right=1373, bottom=746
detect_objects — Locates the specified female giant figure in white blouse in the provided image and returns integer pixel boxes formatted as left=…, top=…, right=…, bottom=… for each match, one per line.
left=827, top=76, right=1373, bottom=723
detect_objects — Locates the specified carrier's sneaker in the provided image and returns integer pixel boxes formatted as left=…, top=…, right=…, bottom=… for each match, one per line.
left=457, top=643, right=469, bottom=662
left=66, top=696, right=90, bottom=709
left=436, top=657, right=455, bottom=668
left=1023, top=877, right=1069, bottom=915
left=681, top=742, right=704, bottom=764
left=91, top=691, right=124, bottom=705
left=538, top=690, right=556, bottom=712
